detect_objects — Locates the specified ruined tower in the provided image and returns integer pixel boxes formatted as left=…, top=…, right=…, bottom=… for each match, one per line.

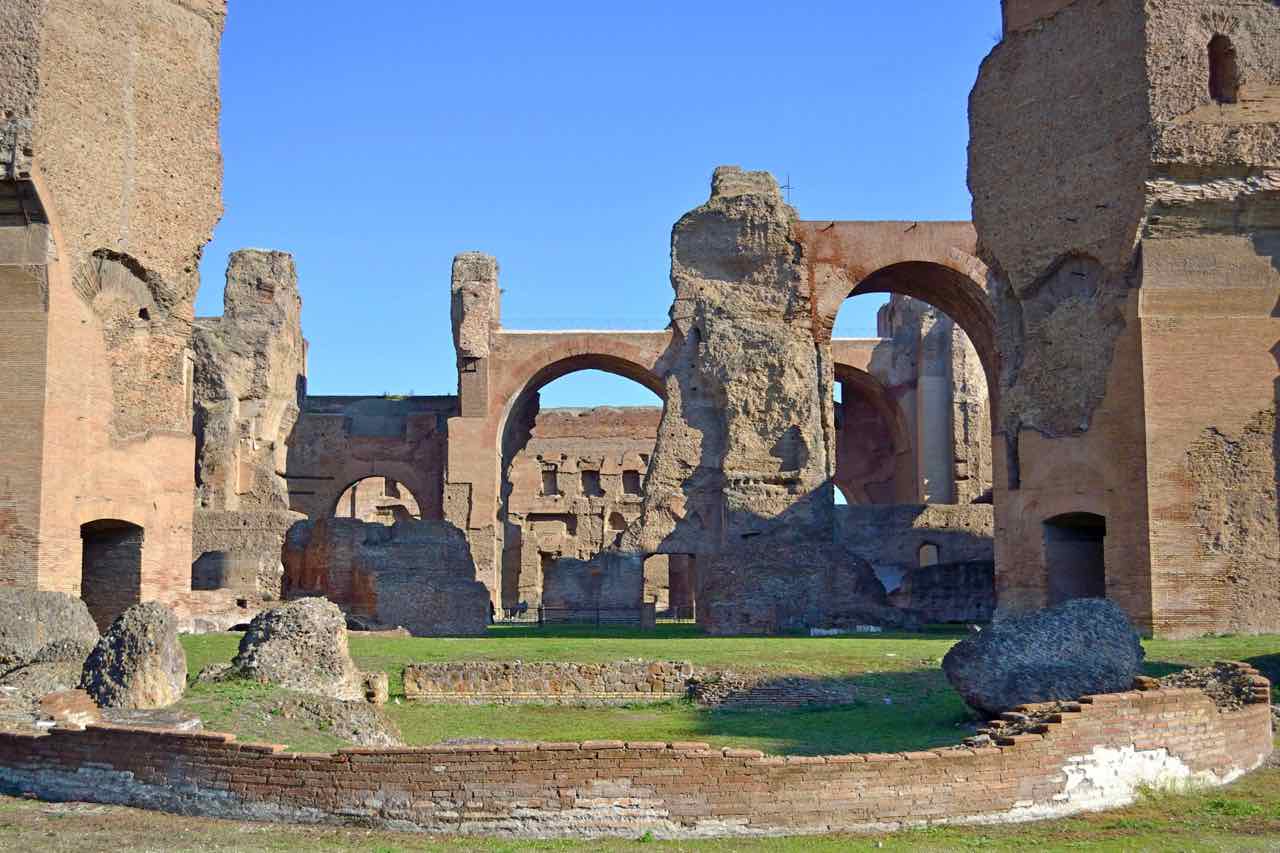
left=623, top=167, right=837, bottom=554
left=970, top=0, right=1280, bottom=636
left=0, top=0, right=227, bottom=626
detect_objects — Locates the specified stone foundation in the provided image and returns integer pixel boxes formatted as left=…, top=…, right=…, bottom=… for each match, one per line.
left=0, top=666, right=1269, bottom=838
left=403, top=661, right=693, bottom=705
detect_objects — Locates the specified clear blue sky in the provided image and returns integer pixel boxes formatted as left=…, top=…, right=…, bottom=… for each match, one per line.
left=196, top=2, right=1001, bottom=407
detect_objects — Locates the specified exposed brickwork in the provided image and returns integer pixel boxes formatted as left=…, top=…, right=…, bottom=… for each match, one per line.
left=403, top=660, right=693, bottom=704
left=0, top=669, right=1269, bottom=838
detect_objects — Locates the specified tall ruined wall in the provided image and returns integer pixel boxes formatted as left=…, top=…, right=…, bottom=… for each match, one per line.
left=970, top=0, right=1279, bottom=636
left=0, top=0, right=225, bottom=610
left=191, top=250, right=307, bottom=598
left=624, top=167, right=835, bottom=554
left=503, top=406, right=659, bottom=608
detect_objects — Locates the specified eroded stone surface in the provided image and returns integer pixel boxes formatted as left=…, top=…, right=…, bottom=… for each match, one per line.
left=697, top=542, right=914, bottom=636
left=282, top=518, right=489, bottom=637
left=191, top=249, right=307, bottom=599
left=232, top=598, right=364, bottom=701
left=80, top=602, right=188, bottom=710
left=624, top=167, right=834, bottom=554
left=0, top=590, right=99, bottom=674
left=942, top=598, right=1145, bottom=717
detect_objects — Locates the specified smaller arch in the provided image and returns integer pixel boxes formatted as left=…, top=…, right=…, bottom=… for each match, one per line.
left=918, top=542, right=940, bottom=567
left=1043, top=512, right=1107, bottom=605
left=1208, top=34, right=1241, bottom=104
left=833, top=363, right=914, bottom=504
left=331, top=475, right=427, bottom=523
left=80, top=519, right=144, bottom=631
left=849, top=262, right=999, bottom=397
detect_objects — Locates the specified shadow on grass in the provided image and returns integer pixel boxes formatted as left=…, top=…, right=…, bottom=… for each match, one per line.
left=688, top=669, right=975, bottom=755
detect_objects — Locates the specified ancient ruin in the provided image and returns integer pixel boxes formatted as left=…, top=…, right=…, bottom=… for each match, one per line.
left=0, top=0, right=1276, bottom=641
left=0, top=0, right=1275, bottom=842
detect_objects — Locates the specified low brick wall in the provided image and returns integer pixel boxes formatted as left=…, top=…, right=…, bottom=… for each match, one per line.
left=402, top=660, right=693, bottom=704
left=0, top=665, right=1271, bottom=838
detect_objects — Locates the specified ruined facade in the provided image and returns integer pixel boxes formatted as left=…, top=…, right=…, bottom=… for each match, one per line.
left=282, top=517, right=489, bottom=636
left=1, top=0, right=1272, bottom=640
left=0, top=0, right=228, bottom=629
left=971, top=0, right=1280, bottom=637
left=191, top=249, right=306, bottom=601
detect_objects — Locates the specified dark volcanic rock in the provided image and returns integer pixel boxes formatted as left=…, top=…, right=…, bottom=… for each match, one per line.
left=232, top=598, right=363, bottom=701
left=942, top=598, right=1144, bottom=717
left=0, top=590, right=99, bottom=674
left=81, top=602, right=188, bottom=709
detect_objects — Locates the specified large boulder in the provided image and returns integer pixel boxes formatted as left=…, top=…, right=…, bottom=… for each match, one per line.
left=697, top=541, right=919, bottom=635
left=0, top=590, right=99, bottom=673
left=942, top=598, right=1145, bottom=717
left=80, top=602, right=188, bottom=709
left=232, top=598, right=364, bottom=701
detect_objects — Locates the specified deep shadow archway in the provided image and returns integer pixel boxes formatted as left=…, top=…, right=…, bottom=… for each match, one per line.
left=832, top=363, right=915, bottom=504
left=80, top=519, right=144, bottom=631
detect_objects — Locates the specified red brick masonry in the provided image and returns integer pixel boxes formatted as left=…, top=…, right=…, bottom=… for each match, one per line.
left=0, top=664, right=1271, bottom=838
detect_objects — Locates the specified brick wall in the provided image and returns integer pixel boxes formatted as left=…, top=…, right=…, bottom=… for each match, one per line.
left=403, top=660, right=692, bottom=704
left=0, top=666, right=1269, bottom=838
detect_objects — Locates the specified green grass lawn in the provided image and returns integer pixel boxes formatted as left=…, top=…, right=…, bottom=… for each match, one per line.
left=178, top=626, right=1280, bottom=756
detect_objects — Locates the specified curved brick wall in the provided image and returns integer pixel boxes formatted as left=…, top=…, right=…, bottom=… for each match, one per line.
left=0, top=666, right=1271, bottom=838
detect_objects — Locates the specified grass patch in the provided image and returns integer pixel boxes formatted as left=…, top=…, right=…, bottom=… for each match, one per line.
left=178, top=628, right=1280, bottom=755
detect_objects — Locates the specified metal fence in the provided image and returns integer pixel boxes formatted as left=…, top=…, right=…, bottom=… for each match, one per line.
left=496, top=605, right=696, bottom=627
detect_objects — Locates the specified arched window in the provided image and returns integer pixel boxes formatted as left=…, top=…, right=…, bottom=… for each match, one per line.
left=1209, top=35, right=1240, bottom=104
left=81, top=519, right=144, bottom=631
left=1044, top=512, right=1107, bottom=604
left=918, top=542, right=940, bottom=568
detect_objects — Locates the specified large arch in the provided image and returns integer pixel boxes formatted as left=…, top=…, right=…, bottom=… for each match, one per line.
left=493, top=349, right=667, bottom=610
left=832, top=363, right=915, bottom=504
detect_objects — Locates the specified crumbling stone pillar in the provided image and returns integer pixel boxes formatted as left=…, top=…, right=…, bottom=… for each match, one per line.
left=970, top=0, right=1279, bottom=637
left=444, top=252, right=503, bottom=603
left=623, top=167, right=836, bottom=554
left=191, top=249, right=308, bottom=600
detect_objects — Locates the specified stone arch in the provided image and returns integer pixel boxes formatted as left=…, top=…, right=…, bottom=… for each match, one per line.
left=832, top=363, right=915, bottom=504
left=1208, top=34, right=1241, bottom=104
left=1043, top=511, right=1107, bottom=605
left=847, top=262, right=999, bottom=397
left=80, top=519, right=144, bottom=631
left=332, top=475, right=427, bottom=523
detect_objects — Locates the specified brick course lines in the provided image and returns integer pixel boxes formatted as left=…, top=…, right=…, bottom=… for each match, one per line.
left=0, top=666, right=1270, bottom=839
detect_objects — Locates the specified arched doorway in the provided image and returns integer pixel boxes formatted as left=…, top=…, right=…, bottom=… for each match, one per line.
left=332, top=476, right=425, bottom=524
left=1044, top=512, right=1107, bottom=604
left=80, top=519, right=143, bottom=631
left=497, top=362, right=665, bottom=611
left=833, top=363, right=914, bottom=504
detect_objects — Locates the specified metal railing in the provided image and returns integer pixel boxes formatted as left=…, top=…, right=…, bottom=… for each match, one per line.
left=495, top=604, right=696, bottom=627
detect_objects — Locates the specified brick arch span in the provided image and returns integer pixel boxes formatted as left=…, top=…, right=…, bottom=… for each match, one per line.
left=490, top=333, right=669, bottom=423
left=797, top=220, right=999, bottom=396
left=833, top=362, right=915, bottom=504
left=489, top=332, right=670, bottom=464
left=327, top=472, right=434, bottom=521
